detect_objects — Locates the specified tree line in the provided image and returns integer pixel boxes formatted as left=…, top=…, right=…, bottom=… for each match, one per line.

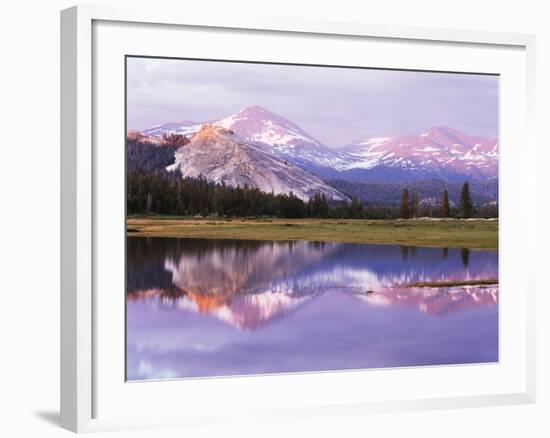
left=126, top=135, right=190, bottom=173
left=127, top=170, right=409, bottom=219
left=128, top=170, right=496, bottom=219
left=399, top=182, right=479, bottom=219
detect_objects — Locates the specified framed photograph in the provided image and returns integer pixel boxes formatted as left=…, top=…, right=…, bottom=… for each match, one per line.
left=61, top=5, right=537, bottom=433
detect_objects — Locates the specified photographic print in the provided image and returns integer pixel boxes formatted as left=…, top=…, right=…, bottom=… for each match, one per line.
left=125, top=57, right=498, bottom=381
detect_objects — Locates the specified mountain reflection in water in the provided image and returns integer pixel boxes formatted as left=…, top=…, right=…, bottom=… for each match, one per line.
left=127, top=238, right=498, bottom=380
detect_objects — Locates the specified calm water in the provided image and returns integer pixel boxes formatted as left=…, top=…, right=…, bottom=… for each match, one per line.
left=126, top=237, right=498, bottom=380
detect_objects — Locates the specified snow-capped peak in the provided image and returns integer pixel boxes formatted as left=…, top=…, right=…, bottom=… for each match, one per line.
left=138, top=108, right=498, bottom=182
left=142, top=106, right=351, bottom=170
left=342, top=126, right=498, bottom=179
left=214, top=105, right=325, bottom=149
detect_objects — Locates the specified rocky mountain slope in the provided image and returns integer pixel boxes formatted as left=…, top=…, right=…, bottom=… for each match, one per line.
left=166, top=124, right=346, bottom=201
left=143, top=105, right=351, bottom=172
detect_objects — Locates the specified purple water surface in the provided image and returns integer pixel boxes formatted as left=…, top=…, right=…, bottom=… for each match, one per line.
left=126, top=238, right=498, bottom=380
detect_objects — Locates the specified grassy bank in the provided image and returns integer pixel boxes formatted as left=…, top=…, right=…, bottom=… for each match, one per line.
left=404, top=279, right=498, bottom=287
left=126, top=216, right=498, bottom=249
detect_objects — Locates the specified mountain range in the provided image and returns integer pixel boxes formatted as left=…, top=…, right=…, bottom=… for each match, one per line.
left=329, top=178, right=498, bottom=206
left=139, top=105, right=498, bottom=183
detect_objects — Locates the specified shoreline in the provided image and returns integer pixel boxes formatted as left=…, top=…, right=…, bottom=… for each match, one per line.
left=403, top=279, right=499, bottom=287
left=126, top=217, right=499, bottom=250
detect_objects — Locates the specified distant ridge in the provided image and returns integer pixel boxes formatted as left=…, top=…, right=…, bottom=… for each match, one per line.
left=136, top=105, right=498, bottom=183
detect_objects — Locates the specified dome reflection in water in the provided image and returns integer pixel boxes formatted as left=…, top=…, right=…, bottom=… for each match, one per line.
left=126, top=237, right=498, bottom=380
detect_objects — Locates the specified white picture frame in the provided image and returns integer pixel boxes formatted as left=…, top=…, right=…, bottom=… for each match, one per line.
left=60, top=4, right=537, bottom=433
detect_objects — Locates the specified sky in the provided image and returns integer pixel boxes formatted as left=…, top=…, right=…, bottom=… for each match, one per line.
left=126, top=57, right=499, bottom=147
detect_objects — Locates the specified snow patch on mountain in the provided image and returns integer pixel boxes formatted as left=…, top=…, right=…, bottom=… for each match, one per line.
left=342, top=126, right=498, bottom=179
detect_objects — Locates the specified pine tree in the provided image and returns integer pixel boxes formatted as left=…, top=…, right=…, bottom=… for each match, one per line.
left=162, top=133, right=190, bottom=148
left=318, top=193, right=329, bottom=218
left=349, top=197, right=364, bottom=219
left=400, top=189, right=410, bottom=219
left=410, top=191, right=419, bottom=219
left=460, top=182, right=473, bottom=218
left=307, top=192, right=329, bottom=218
left=441, top=190, right=450, bottom=218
